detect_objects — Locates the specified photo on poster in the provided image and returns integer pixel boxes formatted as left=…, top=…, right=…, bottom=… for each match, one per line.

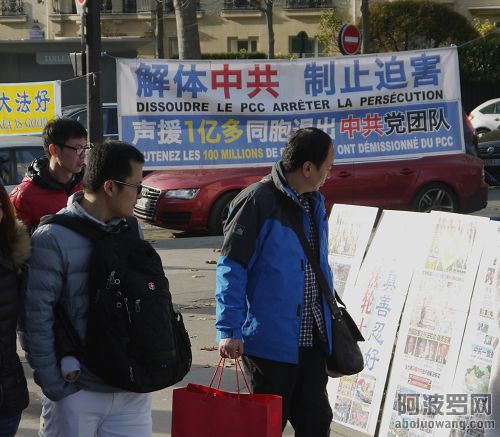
left=334, top=396, right=353, bottom=423
left=354, top=375, right=376, bottom=405
left=328, top=204, right=378, bottom=296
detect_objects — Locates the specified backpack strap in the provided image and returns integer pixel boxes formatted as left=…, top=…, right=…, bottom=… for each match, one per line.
left=39, top=214, right=140, bottom=241
left=125, top=216, right=140, bottom=238
left=38, top=214, right=106, bottom=241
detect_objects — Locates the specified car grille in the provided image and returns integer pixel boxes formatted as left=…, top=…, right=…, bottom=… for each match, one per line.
left=133, top=185, right=161, bottom=220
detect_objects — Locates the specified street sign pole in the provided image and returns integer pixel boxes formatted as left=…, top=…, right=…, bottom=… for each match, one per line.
left=85, top=0, right=102, bottom=144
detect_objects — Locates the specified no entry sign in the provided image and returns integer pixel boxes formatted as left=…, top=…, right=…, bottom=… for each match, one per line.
left=338, top=24, right=361, bottom=55
left=75, top=0, right=88, bottom=10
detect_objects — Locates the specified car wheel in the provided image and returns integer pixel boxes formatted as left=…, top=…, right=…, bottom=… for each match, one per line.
left=412, top=183, right=458, bottom=213
left=207, top=191, right=239, bottom=235
left=476, top=128, right=490, bottom=137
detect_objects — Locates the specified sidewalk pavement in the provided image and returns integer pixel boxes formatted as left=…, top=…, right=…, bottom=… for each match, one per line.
left=17, top=227, right=297, bottom=436
left=18, top=190, right=500, bottom=436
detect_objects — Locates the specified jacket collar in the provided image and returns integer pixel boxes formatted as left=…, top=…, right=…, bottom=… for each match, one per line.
left=62, top=191, right=129, bottom=233
left=269, top=161, right=322, bottom=208
left=27, top=156, right=83, bottom=192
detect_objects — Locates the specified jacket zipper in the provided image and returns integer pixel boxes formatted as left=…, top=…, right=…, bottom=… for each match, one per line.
left=123, top=297, right=132, bottom=323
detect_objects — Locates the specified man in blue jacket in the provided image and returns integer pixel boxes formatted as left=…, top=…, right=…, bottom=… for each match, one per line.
left=216, top=127, right=335, bottom=436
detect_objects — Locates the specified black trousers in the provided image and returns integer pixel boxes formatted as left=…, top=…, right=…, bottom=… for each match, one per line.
left=242, top=336, right=333, bottom=437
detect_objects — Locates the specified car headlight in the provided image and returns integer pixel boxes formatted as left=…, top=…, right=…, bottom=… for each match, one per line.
left=164, top=189, right=200, bottom=199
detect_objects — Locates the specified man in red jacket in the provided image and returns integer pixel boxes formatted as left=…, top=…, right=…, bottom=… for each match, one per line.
left=10, top=118, right=88, bottom=232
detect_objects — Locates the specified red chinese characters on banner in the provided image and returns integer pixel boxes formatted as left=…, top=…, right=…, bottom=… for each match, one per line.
left=211, top=64, right=280, bottom=99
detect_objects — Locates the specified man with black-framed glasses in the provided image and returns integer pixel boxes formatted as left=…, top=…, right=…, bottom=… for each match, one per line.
left=10, top=117, right=88, bottom=232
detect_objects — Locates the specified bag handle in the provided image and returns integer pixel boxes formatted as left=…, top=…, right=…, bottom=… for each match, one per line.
left=209, top=358, right=251, bottom=395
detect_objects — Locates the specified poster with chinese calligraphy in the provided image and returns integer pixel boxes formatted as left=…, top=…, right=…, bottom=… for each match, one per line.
left=0, top=81, right=61, bottom=135
left=328, top=210, right=429, bottom=436
left=441, top=220, right=500, bottom=437
left=328, top=204, right=378, bottom=297
left=378, top=212, right=490, bottom=437
left=116, top=47, right=463, bottom=169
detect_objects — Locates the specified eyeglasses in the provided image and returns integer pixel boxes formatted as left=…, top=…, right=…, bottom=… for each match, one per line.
left=58, top=143, right=93, bottom=157
left=112, top=180, right=143, bottom=195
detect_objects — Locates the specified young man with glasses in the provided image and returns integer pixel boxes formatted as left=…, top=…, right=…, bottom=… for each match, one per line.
left=10, top=118, right=88, bottom=232
left=19, top=140, right=150, bottom=436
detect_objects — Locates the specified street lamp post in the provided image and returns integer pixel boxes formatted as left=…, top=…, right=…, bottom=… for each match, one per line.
left=85, top=0, right=102, bottom=144
left=155, top=0, right=164, bottom=58
left=361, top=0, right=369, bottom=54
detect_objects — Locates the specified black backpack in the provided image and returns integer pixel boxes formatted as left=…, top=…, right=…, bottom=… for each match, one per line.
left=39, top=214, right=192, bottom=393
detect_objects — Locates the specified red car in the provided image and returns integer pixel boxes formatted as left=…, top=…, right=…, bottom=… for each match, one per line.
left=134, top=153, right=488, bottom=235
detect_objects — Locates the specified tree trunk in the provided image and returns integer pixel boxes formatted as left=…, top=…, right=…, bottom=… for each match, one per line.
left=265, top=0, right=274, bottom=59
left=155, top=0, right=164, bottom=58
left=173, top=0, right=202, bottom=59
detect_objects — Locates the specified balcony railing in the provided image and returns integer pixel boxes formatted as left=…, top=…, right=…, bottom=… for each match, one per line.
left=164, top=0, right=201, bottom=12
left=121, top=0, right=151, bottom=13
left=51, top=0, right=153, bottom=14
left=51, top=0, right=200, bottom=15
left=223, top=0, right=260, bottom=10
left=283, top=0, right=333, bottom=8
left=0, top=0, right=24, bottom=15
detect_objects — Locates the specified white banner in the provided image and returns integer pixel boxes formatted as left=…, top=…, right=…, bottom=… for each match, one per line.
left=116, top=47, right=464, bottom=169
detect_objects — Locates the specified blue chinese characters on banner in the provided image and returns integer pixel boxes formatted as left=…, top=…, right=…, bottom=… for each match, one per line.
left=121, top=103, right=460, bottom=168
left=117, top=48, right=464, bottom=169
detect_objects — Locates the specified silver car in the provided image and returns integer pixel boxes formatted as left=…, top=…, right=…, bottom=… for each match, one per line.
left=0, top=135, right=44, bottom=192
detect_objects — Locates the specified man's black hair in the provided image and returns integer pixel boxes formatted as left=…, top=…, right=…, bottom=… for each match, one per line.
left=42, top=118, right=88, bottom=154
left=281, top=127, right=333, bottom=172
left=83, top=140, right=145, bottom=193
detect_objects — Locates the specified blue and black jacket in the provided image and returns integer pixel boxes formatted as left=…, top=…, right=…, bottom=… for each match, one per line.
left=215, top=161, right=335, bottom=364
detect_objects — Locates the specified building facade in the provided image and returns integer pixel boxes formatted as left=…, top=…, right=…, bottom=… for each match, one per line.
left=1, top=0, right=499, bottom=59
left=0, top=0, right=498, bottom=104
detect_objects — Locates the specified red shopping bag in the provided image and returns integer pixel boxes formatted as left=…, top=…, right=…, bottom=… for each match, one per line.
left=171, top=358, right=282, bottom=437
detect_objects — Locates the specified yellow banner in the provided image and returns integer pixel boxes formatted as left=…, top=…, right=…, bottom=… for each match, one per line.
left=0, top=81, right=61, bottom=135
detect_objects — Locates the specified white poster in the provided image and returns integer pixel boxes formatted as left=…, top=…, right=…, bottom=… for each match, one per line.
left=329, top=210, right=429, bottom=435
left=443, top=220, right=500, bottom=437
left=328, top=204, right=378, bottom=297
left=378, top=212, right=490, bottom=437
